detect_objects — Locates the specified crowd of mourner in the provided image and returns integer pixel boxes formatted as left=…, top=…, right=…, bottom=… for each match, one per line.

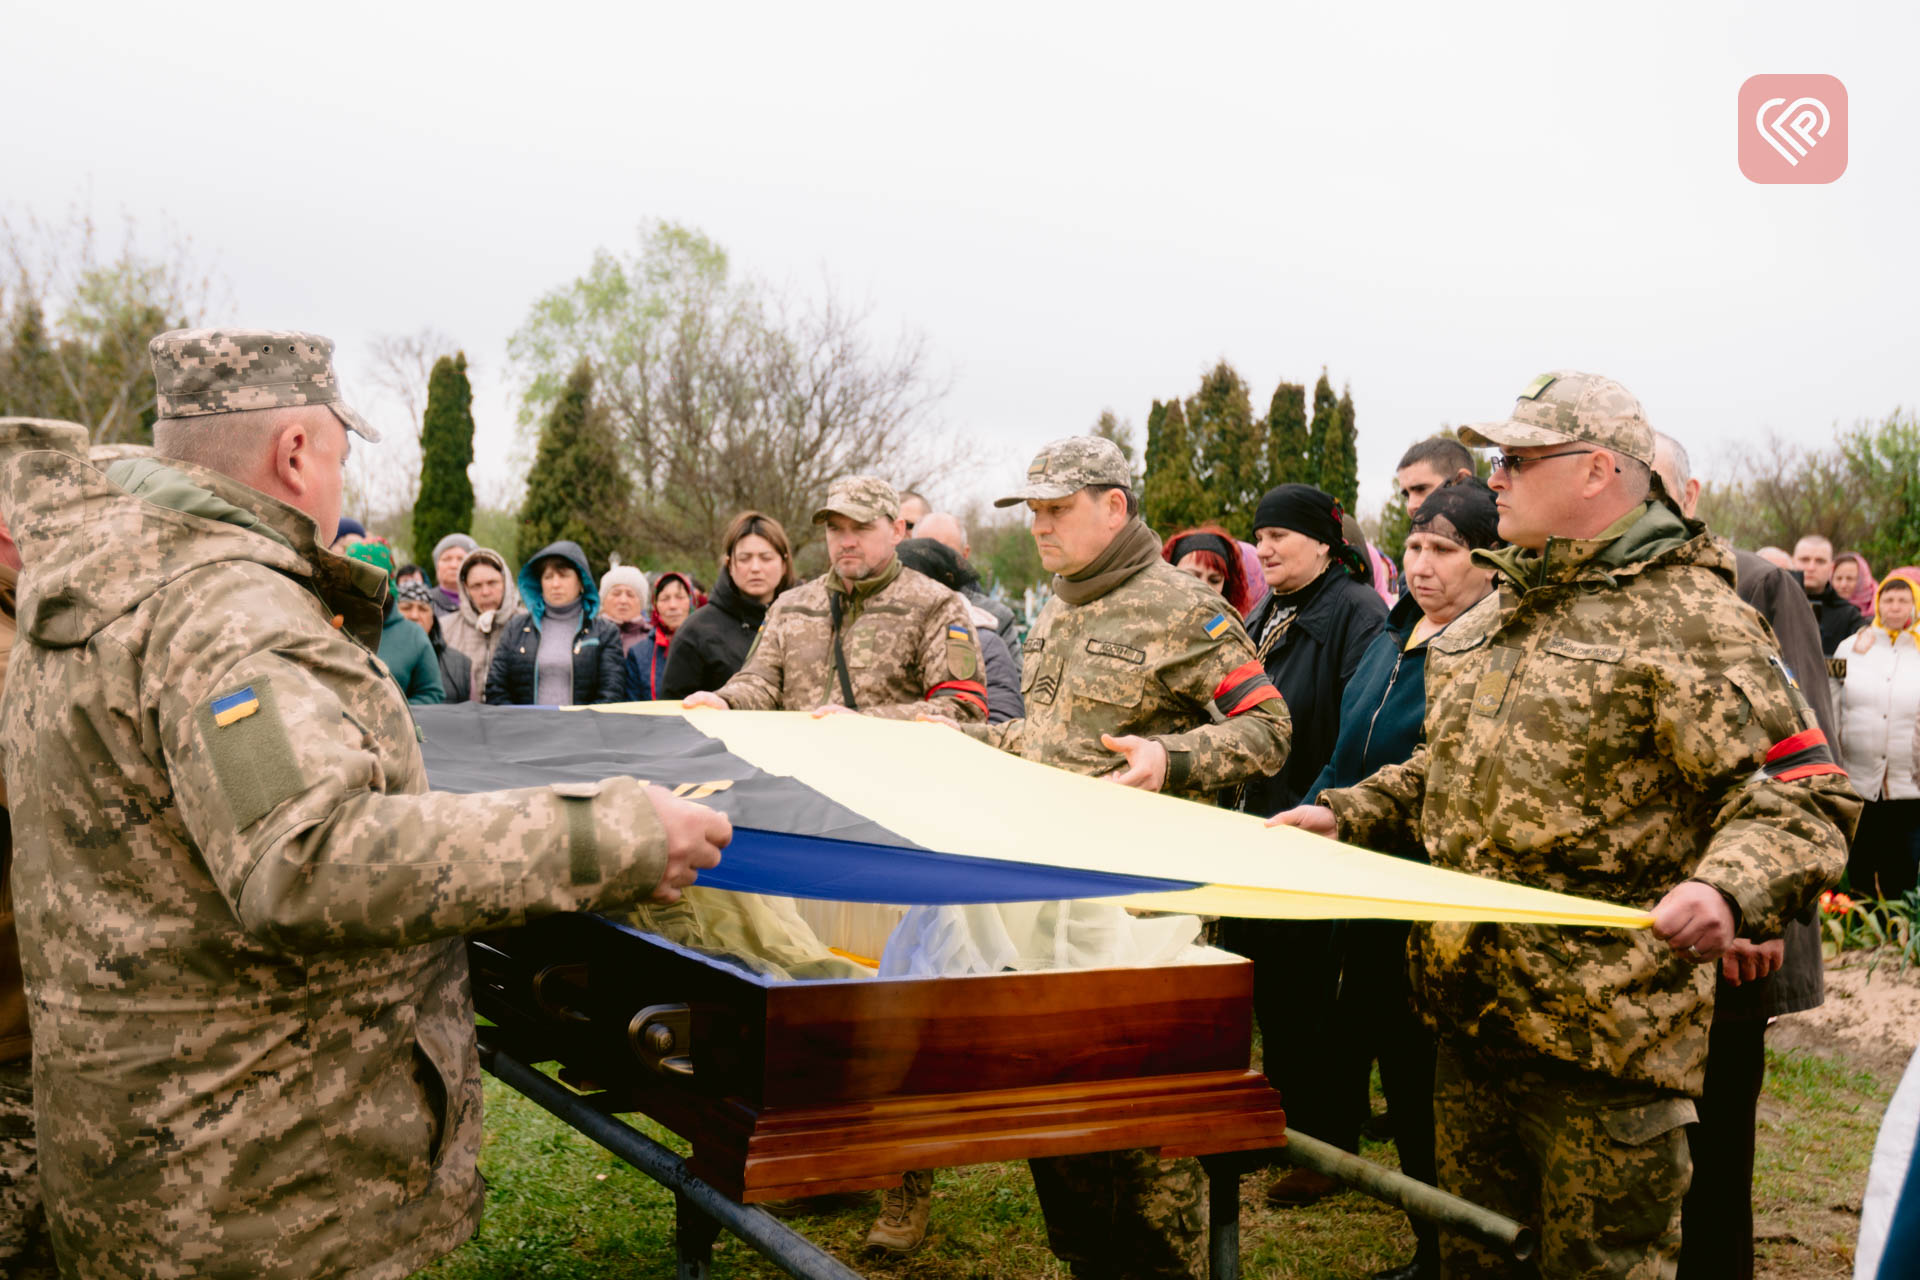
left=0, top=329, right=1912, bottom=1280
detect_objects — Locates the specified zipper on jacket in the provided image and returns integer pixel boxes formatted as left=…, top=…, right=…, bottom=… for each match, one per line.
left=1360, top=657, right=1405, bottom=765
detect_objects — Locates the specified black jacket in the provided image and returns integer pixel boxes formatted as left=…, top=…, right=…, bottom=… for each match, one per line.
left=658, top=571, right=776, bottom=700
left=484, top=539, right=627, bottom=706
left=1807, top=580, right=1865, bottom=655
left=1233, top=566, right=1388, bottom=818
left=426, top=622, right=473, bottom=704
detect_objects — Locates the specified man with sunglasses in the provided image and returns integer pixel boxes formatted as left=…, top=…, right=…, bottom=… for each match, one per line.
left=1275, top=370, right=1858, bottom=1279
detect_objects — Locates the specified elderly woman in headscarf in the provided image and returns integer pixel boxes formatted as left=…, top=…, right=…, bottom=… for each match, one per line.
left=440, top=547, right=524, bottom=705
left=1833, top=568, right=1920, bottom=900
left=394, top=578, right=473, bottom=704
left=1222, top=482, right=1389, bottom=1207
left=1833, top=551, right=1876, bottom=616
left=1289, top=482, right=1500, bottom=1274
left=627, top=571, right=701, bottom=701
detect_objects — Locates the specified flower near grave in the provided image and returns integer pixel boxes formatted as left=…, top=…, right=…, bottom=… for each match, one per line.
left=1820, top=891, right=1856, bottom=915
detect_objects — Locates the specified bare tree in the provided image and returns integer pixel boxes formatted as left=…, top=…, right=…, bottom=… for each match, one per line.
left=509, top=222, right=961, bottom=567
left=339, top=328, right=460, bottom=551
left=0, top=202, right=223, bottom=442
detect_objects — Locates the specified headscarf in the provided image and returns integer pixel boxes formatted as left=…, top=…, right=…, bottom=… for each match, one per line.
left=1252, top=484, right=1369, bottom=581
left=1837, top=551, right=1877, bottom=612
left=1409, top=482, right=1502, bottom=551
left=345, top=540, right=395, bottom=577
left=650, top=571, right=703, bottom=639
left=1868, top=570, right=1920, bottom=646
left=395, top=577, right=435, bottom=605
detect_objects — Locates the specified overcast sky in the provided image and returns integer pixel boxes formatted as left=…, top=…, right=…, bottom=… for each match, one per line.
left=8, top=1, right=1911, bottom=523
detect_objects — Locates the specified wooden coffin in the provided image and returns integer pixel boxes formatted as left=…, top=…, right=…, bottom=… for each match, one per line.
left=470, top=913, right=1287, bottom=1202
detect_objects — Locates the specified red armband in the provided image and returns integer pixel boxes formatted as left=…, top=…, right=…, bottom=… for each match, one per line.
left=927, top=680, right=988, bottom=715
left=1210, top=661, right=1282, bottom=717
left=1763, top=728, right=1847, bottom=782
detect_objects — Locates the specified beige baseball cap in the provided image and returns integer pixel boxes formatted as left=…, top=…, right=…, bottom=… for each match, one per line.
left=994, top=436, right=1133, bottom=507
left=149, top=328, right=381, bottom=442
left=1459, top=370, right=1652, bottom=467
left=812, top=474, right=901, bottom=525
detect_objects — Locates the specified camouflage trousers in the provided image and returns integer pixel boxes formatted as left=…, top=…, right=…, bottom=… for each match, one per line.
left=1433, top=1046, right=1695, bottom=1280
left=1028, top=1149, right=1205, bottom=1280
left=0, top=1057, right=55, bottom=1280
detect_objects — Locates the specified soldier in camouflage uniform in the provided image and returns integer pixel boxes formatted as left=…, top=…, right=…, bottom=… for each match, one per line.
left=1278, top=372, right=1859, bottom=1279
left=962, top=437, right=1293, bottom=1280
left=687, top=474, right=987, bottom=720
left=0, top=332, right=730, bottom=1280
left=0, top=496, right=54, bottom=1280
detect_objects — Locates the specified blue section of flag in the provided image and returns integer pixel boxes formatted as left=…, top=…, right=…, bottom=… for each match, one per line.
left=700, top=828, right=1200, bottom=904
left=947, top=624, right=969, bottom=639
left=1204, top=612, right=1230, bottom=639
left=210, top=687, right=259, bottom=726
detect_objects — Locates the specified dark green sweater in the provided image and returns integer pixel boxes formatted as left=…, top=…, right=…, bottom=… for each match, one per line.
left=379, top=602, right=444, bottom=705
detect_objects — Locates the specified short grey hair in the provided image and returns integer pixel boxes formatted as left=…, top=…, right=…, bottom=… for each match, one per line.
left=1617, top=454, right=1652, bottom=503
left=152, top=406, right=290, bottom=475
left=1652, top=431, right=1691, bottom=490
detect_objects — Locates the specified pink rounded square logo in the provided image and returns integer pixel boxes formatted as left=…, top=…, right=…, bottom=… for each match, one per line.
left=1740, top=75, right=1847, bottom=184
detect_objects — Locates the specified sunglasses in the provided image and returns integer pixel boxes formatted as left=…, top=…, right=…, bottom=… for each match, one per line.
left=1489, top=448, right=1618, bottom=476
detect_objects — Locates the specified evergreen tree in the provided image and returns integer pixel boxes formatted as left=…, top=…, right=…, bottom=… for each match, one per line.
left=1186, top=360, right=1265, bottom=538
left=1323, top=383, right=1359, bottom=511
left=1140, top=398, right=1208, bottom=535
left=1376, top=490, right=1411, bottom=564
left=517, top=359, right=634, bottom=575
left=1143, top=400, right=1168, bottom=491
left=1305, top=369, right=1338, bottom=493
left=412, top=351, right=476, bottom=564
left=1264, top=380, right=1311, bottom=489
left=1091, top=409, right=1145, bottom=490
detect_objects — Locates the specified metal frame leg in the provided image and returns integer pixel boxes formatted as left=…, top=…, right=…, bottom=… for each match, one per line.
left=676, top=1191, right=725, bottom=1280
left=1203, top=1157, right=1241, bottom=1280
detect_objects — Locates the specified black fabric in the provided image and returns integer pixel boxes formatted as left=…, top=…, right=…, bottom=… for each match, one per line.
left=1807, top=580, right=1865, bottom=654
left=1253, top=483, right=1344, bottom=545
left=427, top=625, right=472, bottom=704
left=828, top=591, right=859, bottom=710
left=1336, top=917, right=1439, bottom=1263
left=658, top=571, right=774, bottom=701
left=1235, top=567, right=1389, bottom=818
left=1678, top=1015, right=1767, bottom=1280
left=1408, top=482, right=1500, bottom=550
left=895, top=538, right=971, bottom=591
left=1166, top=532, right=1237, bottom=570
left=1848, top=798, right=1920, bottom=901
left=483, top=611, right=627, bottom=706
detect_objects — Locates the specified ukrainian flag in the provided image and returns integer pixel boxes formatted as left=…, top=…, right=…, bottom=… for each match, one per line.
left=416, top=705, right=1651, bottom=929
left=1203, top=613, right=1232, bottom=640
left=210, top=687, right=260, bottom=727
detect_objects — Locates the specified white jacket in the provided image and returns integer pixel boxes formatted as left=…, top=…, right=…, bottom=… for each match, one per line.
left=1831, top=625, right=1920, bottom=801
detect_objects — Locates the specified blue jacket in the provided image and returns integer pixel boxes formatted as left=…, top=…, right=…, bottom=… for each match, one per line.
left=1305, top=592, right=1427, bottom=855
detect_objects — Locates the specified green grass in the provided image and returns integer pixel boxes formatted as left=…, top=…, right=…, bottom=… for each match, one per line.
left=422, top=1046, right=1893, bottom=1279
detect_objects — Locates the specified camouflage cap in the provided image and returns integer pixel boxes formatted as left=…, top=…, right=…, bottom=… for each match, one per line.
left=1458, top=370, right=1651, bottom=466
left=993, top=436, right=1133, bottom=507
left=148, top=328, right=381, bottom=443
left=812, top=474, right=901, bottom=525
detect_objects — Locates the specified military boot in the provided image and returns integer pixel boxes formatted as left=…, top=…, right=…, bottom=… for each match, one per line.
left=864, top=1169, right=934, bottom=1253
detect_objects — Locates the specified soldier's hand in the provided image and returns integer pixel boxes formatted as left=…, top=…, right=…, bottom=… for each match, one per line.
left=1268, top=805, right=1338, bottom=838
left=1720, top=937, right=1785, bottom=986
left=1100, top=734, right=1168, bottom=791
left=916, top=711, right=963, bottom=731
left=645, top=785, right=731, bottom=904
left=1651, top=880, right=1737, bottom=963
left=682, top=691, right=730, bottom=711
left=810, top=703, right=859, bottom=718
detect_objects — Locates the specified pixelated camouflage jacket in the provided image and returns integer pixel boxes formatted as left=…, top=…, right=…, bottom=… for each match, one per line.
left=0, top=420, right=677, bottom=1280
left=714, top=556, right=988, bottom=720
left=1318, top=501, right=1859, bottom=1094
left=974, top=556, right=1292, bottom=796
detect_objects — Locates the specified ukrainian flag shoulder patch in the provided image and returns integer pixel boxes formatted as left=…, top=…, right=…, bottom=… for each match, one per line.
left=210, top=686, right=260, bottom=727
left=1203, top=613, right=1231, bottom=640
left=947, top=623, right=970, bottom=641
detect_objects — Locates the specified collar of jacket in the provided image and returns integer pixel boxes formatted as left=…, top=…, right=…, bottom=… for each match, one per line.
left=712, top=568, right=773, bottom=627
left=1052, top=518, right=1161, bottom=607
left=1474, top=501, right=1696, bottom=593
left=826, top=553, right=903, bottom=605
left=1248, top=562, right=1351, bottom=646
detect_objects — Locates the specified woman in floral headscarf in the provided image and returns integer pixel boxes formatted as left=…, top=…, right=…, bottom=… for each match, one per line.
left=1833, top=569, right=1920, bottom=900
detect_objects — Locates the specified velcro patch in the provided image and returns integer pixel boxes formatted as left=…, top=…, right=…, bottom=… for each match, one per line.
left=1519, top=373, right=1557, bottom=400
left=1085, top=639, right=1146, bottom=664
left=211, top=686, right=260, bottom=727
